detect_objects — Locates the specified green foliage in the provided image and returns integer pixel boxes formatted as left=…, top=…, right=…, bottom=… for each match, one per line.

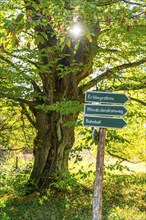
left=36, top=100, right=83, bottom=115
left=0, top=157, right=33, bottom=196
left=105, top=91, right=146, bottom=162
left=0, top=0, right=145, bottom=212
left=50, top=170, right=79, bottom=191
left=102, top=173, right=146, bottom=220
left=0, top=160, right=145, bottom=220
left=0, top=100, right=35, bottom=155
left=105, top=161, right=131, bottom=172
left=0, top=0, right=145, bottom=152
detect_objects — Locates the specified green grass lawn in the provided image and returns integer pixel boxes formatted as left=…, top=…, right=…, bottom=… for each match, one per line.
left=0, top=164, right=145, bottom=220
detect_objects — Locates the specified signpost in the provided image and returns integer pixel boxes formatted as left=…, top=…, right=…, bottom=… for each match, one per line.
left=83, top=91, right=129, bottom=220
left=84, top=116, right=127, bottom=129
left=85, top=91, right=129, bottom=104
left=84, top=104, right=128, bottom=116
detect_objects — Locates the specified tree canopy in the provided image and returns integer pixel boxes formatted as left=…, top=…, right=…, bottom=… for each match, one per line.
left=0, top=0, right=145, bottom=190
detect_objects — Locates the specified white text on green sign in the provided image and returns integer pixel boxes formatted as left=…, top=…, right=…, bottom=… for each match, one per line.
left=83, top=116, right=127, bottom=129
left=84, top=104, right=128, bottom=116
left=85, top=91, right=129, bottom=104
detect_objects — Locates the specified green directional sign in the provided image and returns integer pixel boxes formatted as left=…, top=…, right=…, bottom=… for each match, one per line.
left=85, top=91, right=129, bottom=104
left=83, top=116, right=127, bottom=129
left=84, top=104, right=128, bottom=116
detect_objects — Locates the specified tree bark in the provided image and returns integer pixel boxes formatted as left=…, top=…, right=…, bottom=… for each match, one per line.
left=28, top=110, right=78, bottom=189
left=23, top=0, right=100, bottom=191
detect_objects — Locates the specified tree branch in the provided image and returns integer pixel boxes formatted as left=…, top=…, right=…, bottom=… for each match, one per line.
left=20, top=103, right=36, bottom=127
left=3, top=50, right=39, bottom=68
left=107, top=81, right=146, bottom=92
left=94, top=0, right=119, bottom=7
left=75, top=23, right=100, bottom=83
left=90, top=0, right=145, bottom=7
left=0, top=92, right=37, bottom=107
left=106, top=150, right=142, bottom=164
left=122, top=0, right=146, bottom=7
left=0, top=54, right=18, bottom=69
left=31, top=81, right=42, bottom=93
left=0, top=123, right=10, bottom=132
left=130, top=97, right=146, bottom=106
left=79, top=57, right=146, bottom=97
left=0, top=147, right=25, bottom=152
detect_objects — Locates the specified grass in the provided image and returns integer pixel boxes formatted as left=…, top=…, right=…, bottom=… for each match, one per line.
left=102, top=173, right=146, bottom=220
left=0, top=157, right=145, bottom=220
left=0, top=170, right=145, bottom=219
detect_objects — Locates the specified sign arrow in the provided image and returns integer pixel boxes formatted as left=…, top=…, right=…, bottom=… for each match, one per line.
left=83, top=116, right=127, bottom=129
left=85, top=91, right=129, bottom=104
left=84, top=104, right=128, bottom=116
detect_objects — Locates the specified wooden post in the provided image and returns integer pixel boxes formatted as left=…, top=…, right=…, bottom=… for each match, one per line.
left=92, top=128, right=106, bottom=220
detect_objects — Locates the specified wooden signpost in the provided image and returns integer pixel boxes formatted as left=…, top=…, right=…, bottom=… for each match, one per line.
left=83, top=91, right=129, bottom=220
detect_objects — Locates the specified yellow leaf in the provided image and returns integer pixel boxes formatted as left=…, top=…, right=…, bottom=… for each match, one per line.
left=86, top=33, right=92, bottom=43
left=66, top=39, right=71, bottom=48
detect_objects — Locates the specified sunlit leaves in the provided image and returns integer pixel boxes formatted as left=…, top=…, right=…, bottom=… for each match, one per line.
left=36, top=100, right=83, bottom=115
left=105, top=89, right=146, bottom=162
left=0, top=0, right=145, bottom=175
left=0, top=100, right=35, bottom=152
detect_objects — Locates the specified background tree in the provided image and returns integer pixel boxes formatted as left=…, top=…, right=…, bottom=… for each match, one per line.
left=0, top=100, right=35, bottom=165
left=0, top=0, right=145, bottom=190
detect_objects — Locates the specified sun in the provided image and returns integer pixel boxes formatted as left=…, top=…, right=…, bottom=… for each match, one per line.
left=70, top=23, right=82, bottom=38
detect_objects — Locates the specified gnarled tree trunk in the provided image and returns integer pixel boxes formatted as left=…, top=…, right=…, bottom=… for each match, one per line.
left=23, top=0, right=100, bottom=191
left=29, top=110, right=78, bottom=189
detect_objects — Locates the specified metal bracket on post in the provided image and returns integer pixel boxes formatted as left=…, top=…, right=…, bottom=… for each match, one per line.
left=92, top=128, right=99, bottom=144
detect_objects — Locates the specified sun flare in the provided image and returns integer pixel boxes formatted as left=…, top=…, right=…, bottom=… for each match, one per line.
left=70, top=24, right=82, bottom=37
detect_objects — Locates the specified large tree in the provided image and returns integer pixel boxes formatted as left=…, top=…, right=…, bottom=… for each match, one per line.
left=0, top=0, right=145, bottom=190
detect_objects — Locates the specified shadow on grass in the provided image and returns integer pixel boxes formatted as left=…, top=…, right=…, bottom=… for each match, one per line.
left=0, top=189, right=92, bottom=220
left=0, top=173, right=145, bottom=220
